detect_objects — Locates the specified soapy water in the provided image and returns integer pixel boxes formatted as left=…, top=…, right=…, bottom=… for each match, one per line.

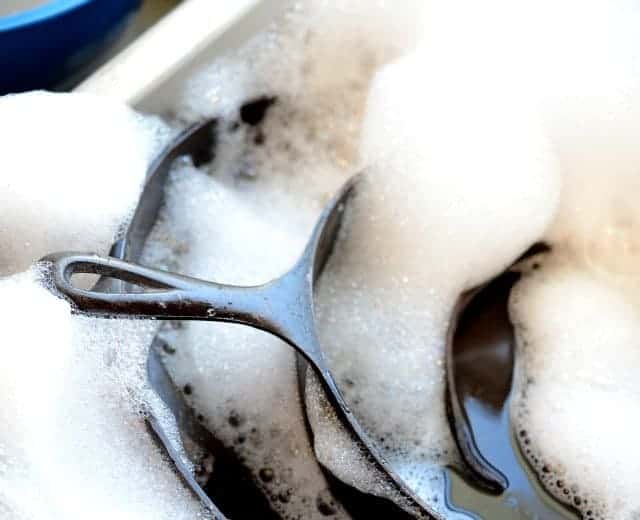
left=510, top=256, right=640, bottom=520
left=1, top=0, right=640, bottom=518
left=141, top=0, right=640, bottom=518
left=0, top=91, right=170, bottom=278
left=156, top=1, right=640, bottom=518
left=314, top=43, right=557, bottom=503
left=142, top=2, right=429, bottom=516
left=154, top=0, right=557, bottom=516
left=504, top=0, right=640, bottom=516
left=510, top=179, right=640, bottom=519
left=0, top=269, right=211, bottom=520
left=0, top=92, right=210, bottom=519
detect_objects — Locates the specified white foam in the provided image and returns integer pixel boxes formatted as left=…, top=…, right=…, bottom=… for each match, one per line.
left=2, top=2, right=636, bottom=519
left=331, top=2, right=640, bottom=516
left=0, top=91, right=204, bottom=519
left=0, top=268, right=209, bottom=519
left=154, top=1, right=640, bottom=517
left=152, top=0, right=561, bottom=514
left=143, top=2, right=429, bottom=516
left=145, top=159, right=350, bottom=520
left=313, top=45, right=559, bottom=511
left=0, top=91, right=169, bottom=276
left=487, top=1, right=640, bottom=516
left=509, top=107, right=640, bottom=519
left=511, top=261, right=640, bottom=520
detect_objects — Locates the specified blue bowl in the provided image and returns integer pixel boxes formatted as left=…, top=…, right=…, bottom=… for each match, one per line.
left=0, top=0, right=141, bottom=94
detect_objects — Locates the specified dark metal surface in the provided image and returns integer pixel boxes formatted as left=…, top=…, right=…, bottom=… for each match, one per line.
left=96, top=119, right=225, bottom=519
left=147, top=339, right=280, bottom=518
left=40, top=120, right=439, bottom=519
left=446, top=278, right=513, bottom=493
left=446, top=260, right=580, bottom=519
left=114, top=118, right=216, bottom=262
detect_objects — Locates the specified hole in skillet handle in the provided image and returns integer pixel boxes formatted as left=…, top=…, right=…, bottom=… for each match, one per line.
left=39, top=121, right=221, bottom=318
left=40, top=251, right=211, bottom=320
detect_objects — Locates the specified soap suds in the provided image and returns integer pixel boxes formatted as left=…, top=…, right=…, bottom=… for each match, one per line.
left=511, top=262, right=640, bottom=520
left=0, top=92, right=205, bottom=519
left=151, top=0, right=560, bottom=514
left=313, top=45, right=559, bottom=514
left=511, top=174, right=640, bottom=519
left=0, top=91, right=169, bottom=276
left=499, top=1, right=640, bottom=517
left=143, top=2, right=430, bottom=517
left=0, top=268, right=209, bottom=519
left=3, top=1, right=640, bottom=518
left=143, top=150, right=350, bottom=520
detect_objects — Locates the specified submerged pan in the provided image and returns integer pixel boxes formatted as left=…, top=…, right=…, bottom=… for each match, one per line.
left=41, top=118, right=440, bottom=519
left=39, top=111, right=587, bottom=519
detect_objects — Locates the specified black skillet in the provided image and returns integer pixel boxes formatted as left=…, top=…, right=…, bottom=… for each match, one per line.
left=40, top=118, right=440, bottom=519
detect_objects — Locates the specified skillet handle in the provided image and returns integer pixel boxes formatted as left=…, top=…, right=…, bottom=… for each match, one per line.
left=40, top=252, right=273, bottom=327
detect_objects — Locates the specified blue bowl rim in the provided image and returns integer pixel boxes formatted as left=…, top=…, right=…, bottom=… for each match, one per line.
left=0, top=0, right=93, bottom=32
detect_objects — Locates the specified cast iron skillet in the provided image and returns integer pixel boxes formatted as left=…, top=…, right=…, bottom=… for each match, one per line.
left=41, top=118, right=440, bottom=519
